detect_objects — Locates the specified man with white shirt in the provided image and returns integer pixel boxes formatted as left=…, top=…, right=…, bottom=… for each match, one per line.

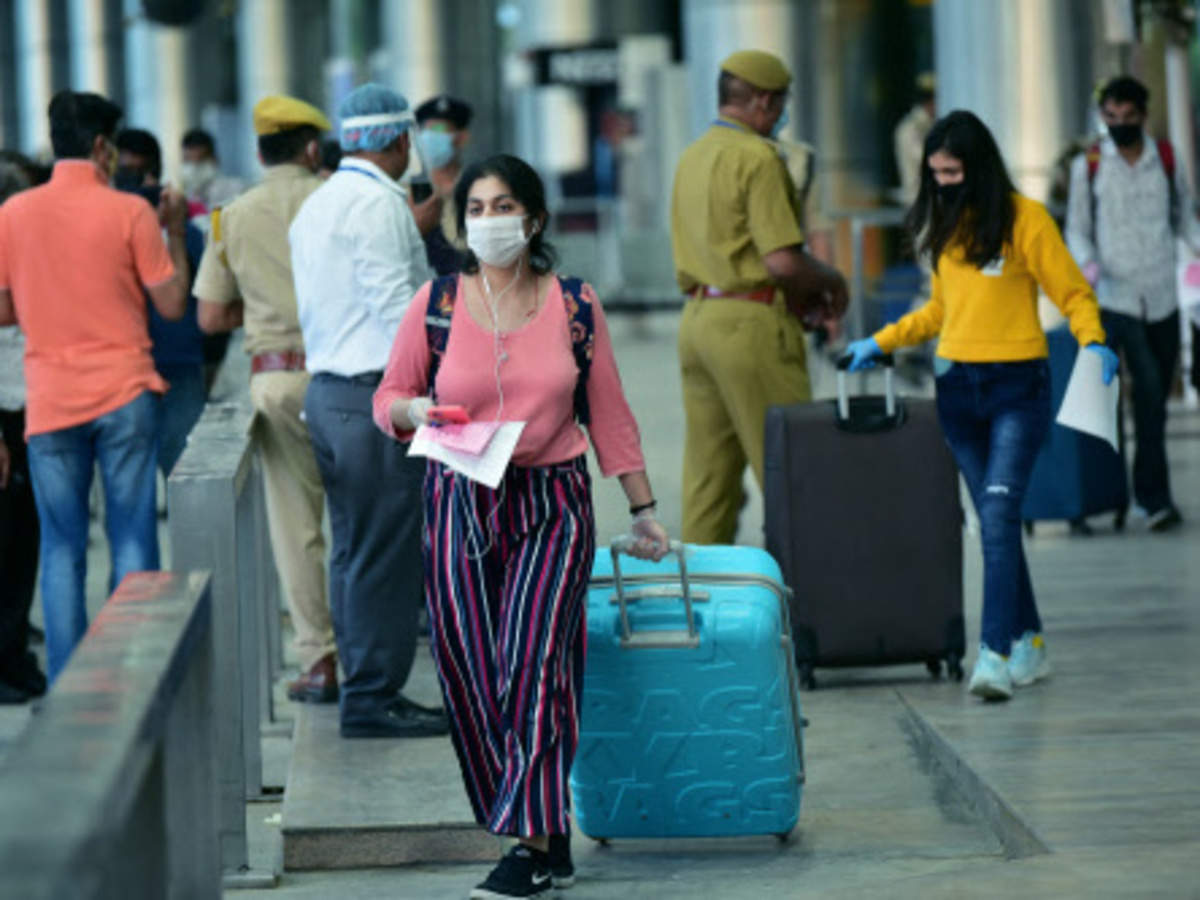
left=1066, top=76, right=1198, bottom=533
left=290, top=83, right=446, bottom=739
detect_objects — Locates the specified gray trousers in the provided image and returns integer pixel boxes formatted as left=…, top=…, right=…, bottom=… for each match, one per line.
left=304, top=373, right=424, bottom=722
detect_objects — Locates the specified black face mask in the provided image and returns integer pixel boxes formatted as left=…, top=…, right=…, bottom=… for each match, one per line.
left=112, top=166, right=148, bottom=192
left=1108, top=123, right=1142, bottom=148
left=936, top=181, right=964, bottom=206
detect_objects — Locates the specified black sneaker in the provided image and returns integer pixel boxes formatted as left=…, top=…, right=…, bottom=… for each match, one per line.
left=548, top=831, right=574, bottom=888
left=1148, top=506, right=1183, bottom=533
left=470, top=845, right=552, bottom=898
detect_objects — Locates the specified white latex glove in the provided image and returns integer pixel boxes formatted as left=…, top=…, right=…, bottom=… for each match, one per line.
left=629, top=510, right=670, bottom=561
left=407, top=397, right=433, bottom=429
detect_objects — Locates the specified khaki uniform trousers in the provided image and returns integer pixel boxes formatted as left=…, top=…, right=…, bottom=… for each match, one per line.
left=679, top=297, right=811, bottom=544
left=249, top=370, right=335, bottom=669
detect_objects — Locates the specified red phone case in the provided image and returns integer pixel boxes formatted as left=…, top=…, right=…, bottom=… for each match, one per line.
left=428, top=405, right=470, bottom=425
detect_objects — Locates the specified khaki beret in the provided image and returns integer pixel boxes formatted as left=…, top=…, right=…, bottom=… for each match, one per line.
left=252, top=95, right=332, bottom=136
left=720, top=50, right=791, bottom=92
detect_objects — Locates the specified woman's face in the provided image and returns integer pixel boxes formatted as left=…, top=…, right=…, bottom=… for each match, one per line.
left=466, top=175, right=532, bottom=232
left=928, top=149, right=964, bottom=186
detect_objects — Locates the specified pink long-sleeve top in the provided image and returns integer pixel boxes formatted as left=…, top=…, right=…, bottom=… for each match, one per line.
left=373, top=276, right=646, bottom=478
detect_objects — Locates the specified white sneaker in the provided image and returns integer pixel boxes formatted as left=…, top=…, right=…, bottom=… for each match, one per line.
left=968, top=645, right=1013, bottom=701
left=1008, top=632, right=1051, bottom=686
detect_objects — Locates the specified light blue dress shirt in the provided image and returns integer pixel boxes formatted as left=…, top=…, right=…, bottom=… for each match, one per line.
left=289, top=158, right=433, bottom=376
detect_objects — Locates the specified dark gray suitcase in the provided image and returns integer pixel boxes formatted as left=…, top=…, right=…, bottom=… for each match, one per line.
left=764, top=358, right=965, bottom=688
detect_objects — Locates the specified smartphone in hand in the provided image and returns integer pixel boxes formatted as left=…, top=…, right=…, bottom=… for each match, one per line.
left=427, top=404, right=470, bottom=426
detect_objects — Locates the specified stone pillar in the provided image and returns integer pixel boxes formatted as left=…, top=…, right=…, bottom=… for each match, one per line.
left=15, top=0, right=54, bottom=155
left=68, top=0, right=110, bottom=95
left=933, top=0, right=1098, bottom=201
left=124, top=0, right=191, bottom=180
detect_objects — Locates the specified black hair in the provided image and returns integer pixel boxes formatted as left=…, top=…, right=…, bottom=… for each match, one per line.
left=48, top=90, right=122, bottom=160
left=1098, top=75, right=1149, bottom=113
left=455, top=154, right=558, bottom=276
left=0, top=150, right=51, bottom=186
left=116, top=128, right=162, bottom=179
left=320, top=139, right=342, bottom=171
left=0, top=161, right=30, bottom=204
left=182, top=127, right=216, bottom=155
left=905, top=110, right=1017, bottom=272
left=258, top=125, right=320, bottom=166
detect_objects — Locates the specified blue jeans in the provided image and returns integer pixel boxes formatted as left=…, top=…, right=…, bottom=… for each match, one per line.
left=156, top=364, right=207, bottom=478
left=936, top=361, right=1051, bottom=656
left=27, top=391, right=161, bottom=681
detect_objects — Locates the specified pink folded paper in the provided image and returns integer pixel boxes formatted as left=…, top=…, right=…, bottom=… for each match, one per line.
left=1185, top=262, right=1200, bottom=288
left=425, top=421, right=503, bottom=455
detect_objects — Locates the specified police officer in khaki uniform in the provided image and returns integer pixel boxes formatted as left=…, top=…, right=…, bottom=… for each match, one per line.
left=672, top=50, right=848, bottom=545
left=195, top=96, right=338, bottom=702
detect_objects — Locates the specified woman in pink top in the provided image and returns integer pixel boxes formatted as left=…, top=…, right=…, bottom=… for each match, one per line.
left=374, top=154, right=669, bottom=899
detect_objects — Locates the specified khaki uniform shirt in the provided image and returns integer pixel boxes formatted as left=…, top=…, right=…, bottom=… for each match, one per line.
left=670, top=118, right=804, bottom=295
left=193, top=164, right=321, bottom=355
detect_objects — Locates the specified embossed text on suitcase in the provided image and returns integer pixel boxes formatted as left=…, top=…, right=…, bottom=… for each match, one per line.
left=570, top=542, right=805, bottom=840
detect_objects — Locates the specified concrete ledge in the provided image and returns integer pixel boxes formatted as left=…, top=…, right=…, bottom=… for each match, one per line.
left=283, top=824, right=497, bottom=871
left=897, top=690, right=1051, bottom=859
left=281, top=703, right=497, bottom=870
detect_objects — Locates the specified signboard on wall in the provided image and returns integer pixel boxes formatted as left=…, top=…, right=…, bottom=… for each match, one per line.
left=531, top=42, right=620, bottom=87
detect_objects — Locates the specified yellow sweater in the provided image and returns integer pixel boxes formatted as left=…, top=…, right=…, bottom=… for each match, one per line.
left=874, top=194, right=1106, bottom=360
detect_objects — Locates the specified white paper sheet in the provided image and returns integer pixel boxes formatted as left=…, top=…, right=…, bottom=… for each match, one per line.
left=408, top=421, right=526, bottom=489
left=1056, top=349, right=1120, bottom=452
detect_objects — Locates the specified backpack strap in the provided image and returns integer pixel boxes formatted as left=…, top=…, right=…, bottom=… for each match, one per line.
left=557, top=275, right=594, bottom=426
left=1085, top=142, right=1102, bottom=241
left=1085, top=143, right=1102, bottom=182
left=1157, top=139, right=1179, bottom=232
left=424, top=274, right=458, bottom=402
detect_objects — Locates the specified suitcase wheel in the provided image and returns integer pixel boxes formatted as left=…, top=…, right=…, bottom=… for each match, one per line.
left=946, top=653, right=965, bottom=682
left=1114, top=510, right=1127, bottom=531
left=1023, top=520, right=1035, bottom=537
left=592, top=837, right=610, bottom=847
left=775, top=832, right=791, bottom=843
left=925, top=659, right=942, bottom=680
left=799, top=664, right=817, bottom=691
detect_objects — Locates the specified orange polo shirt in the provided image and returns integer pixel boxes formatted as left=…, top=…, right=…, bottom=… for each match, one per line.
left=0, top=160, right=175, bottom=437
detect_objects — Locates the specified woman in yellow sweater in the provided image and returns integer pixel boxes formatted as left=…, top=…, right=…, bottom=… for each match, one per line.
left=846, top=110, right=1119, bottom=701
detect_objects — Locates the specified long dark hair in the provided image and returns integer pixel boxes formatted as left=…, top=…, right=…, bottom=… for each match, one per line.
left=455, top=154, right=558, bottom=275
left=905, top=110, right=1017, bottom=271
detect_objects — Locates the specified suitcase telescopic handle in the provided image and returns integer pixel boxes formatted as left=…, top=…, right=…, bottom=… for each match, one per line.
left=834, top=353, right=896, bottom=422
left=609, top=539, right=698, bottom=649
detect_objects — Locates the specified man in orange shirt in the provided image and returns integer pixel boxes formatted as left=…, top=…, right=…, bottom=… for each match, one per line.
left=0, top=91, right=189, bottom=682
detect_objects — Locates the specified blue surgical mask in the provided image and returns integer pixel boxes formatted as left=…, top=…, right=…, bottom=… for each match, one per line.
left=417, top=129, right=456, bottom=169
left=771, top=106, right=790, bottom=139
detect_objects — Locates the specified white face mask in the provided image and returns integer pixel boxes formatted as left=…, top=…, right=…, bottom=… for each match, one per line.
left=179, top=160, right=218, bottom=197
left=466, top=214, right=532, bottom=268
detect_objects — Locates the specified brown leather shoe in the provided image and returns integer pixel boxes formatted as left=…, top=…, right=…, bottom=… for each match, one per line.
left=287, top=653, right=338, bottom=703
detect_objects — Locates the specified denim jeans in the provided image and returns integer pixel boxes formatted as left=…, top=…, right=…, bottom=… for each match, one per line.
left=27, top=390, right=161, bottom=681
left=936, top=361, right=1051, bottom=656
left=1102, top=310, right=1179, bottom=515
left=156, top=363, right=207, bottom=478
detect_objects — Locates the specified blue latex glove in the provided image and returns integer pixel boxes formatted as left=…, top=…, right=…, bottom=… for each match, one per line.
left=845, top=337, right=883, bottom=372
left=1085, top=342, right=1120, bottom=385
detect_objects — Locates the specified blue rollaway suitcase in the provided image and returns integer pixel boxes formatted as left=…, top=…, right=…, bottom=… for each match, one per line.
left=1021, top=326, right=1129, bottom=527
left=570, top=541, right=805, bottom=841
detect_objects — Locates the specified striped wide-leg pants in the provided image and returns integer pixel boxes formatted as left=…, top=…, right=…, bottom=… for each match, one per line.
left=423, top=456, right=595, bottom=837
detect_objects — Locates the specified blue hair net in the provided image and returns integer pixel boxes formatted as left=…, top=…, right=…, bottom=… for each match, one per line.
left=338, top=83, right=413, bottom=153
